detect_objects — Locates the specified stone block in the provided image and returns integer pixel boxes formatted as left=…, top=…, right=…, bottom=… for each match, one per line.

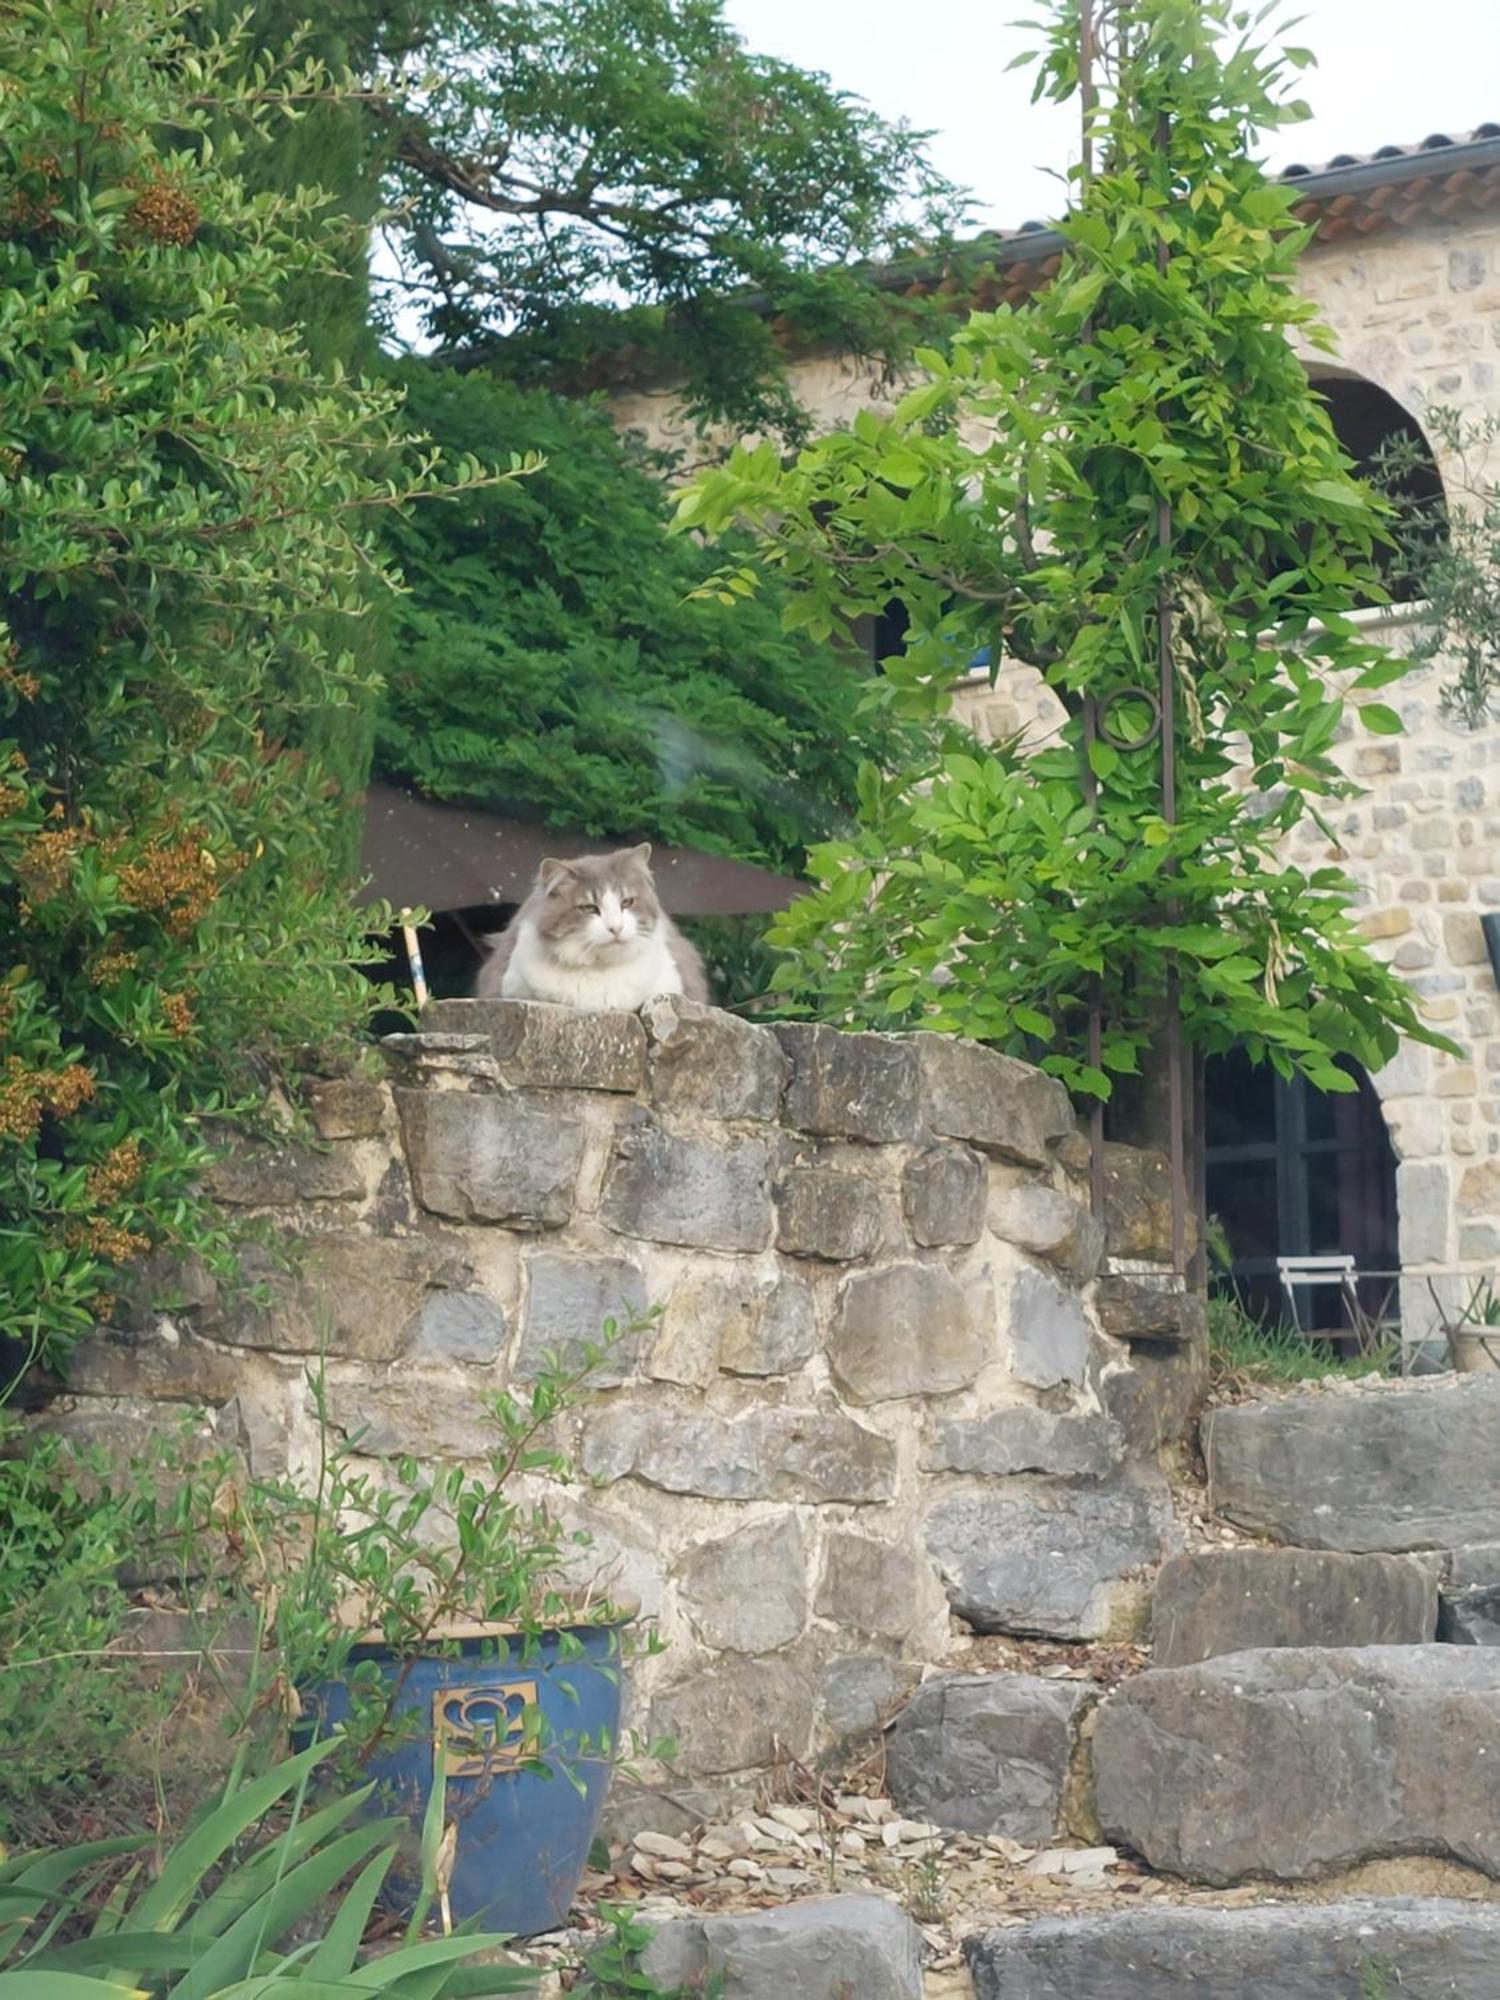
left=327, top=1374, right=505, bottom=1460
left=716, top=1275, right=818, bottom=1377
left=1151, top=1549, right=1439, bottom=1668
left=649, top=1655, right=815, bottom=1775
left=902, top=1145, right=986, bottom=1247
left=775, top=1166, right=884, bottom=1261
left=815, top=1532, right=946, bottom=1642
left=301, top=1077, right=386, bottom=1141
left=1396, top=1159, right=1452, bottom=1262
left=1458, top=1158, right=1500, bottom=1216
left=776, top=1023, right=924, bottom=1143
left=1203, top=1377, right=1500, bottom=1551
left=926, top=1476, right=1174, bottom=1640
left=599, top=1109, right=772, bottom=1252
left=828, top=1261, right=993, bottom=1403
left=643, top=996, right=788, bottom=1120
left=515, top=1249, right=648, bottom=1382
left=1092, top=1646, right=1500, bottom=1884
left=887, top=1672, right=1093, bottom=1839
left=395, top=1088, right=584, bottom=1228
left=922, top=1406, right=1121, bottom=1479
left=582, top=1398, right=897, bottom=1504
left=409, top=1291, right=508, bottom=1364
left=1094, top=1143, right=1197, bottom=1263
left=1440, top=1586, right=1500, bottom=1645
left=1093, top=1275, right=1206, bottom=1346
left=643, top=1896, right=923, bottom=2000
left=987, top=1180, right=1103, bottom=1277
left=677, top=1515, right=807, bottom=1654
left=1445, top=914, right=1493, bottom=968
left=66, top=1326, right=246, bottom=1405
left=819, top=1655, right=917, bottom=1738
left=426, top=996, right=647, bottom=1092
left=219, top=1235, right=462, bottom=1359
left=1006, top=1264, right=1092, bottom=1389
left=909, top=1034, right=1075, bottom=1165
left=207, top=1134, right=365, bottom=1206
left=1098, top=1340, right=1208, bottom=1455
left=964, top=1903, right=1500, bottom=2000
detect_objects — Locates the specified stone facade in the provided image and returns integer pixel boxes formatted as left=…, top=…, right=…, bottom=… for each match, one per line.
left=614, top=208, right=1500, bottom=1349
left=57, top=999, right=1200, bottom=1808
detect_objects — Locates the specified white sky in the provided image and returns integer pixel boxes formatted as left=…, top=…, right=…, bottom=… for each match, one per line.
left=725, top=0, right=1500, bottom=232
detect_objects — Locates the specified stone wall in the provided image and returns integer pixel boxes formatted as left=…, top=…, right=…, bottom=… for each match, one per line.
left=62, top=1000, right=1201, bottom=1815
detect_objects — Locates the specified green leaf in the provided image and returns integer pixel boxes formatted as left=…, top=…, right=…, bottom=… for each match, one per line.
left=1357, top=702, right=1403, bottom=735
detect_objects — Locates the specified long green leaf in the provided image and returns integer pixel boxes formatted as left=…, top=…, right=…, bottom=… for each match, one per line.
left=130, top=1740, right=341, bottom=1934
left=343, top=1932, right=515, bottom=1989
left=409, top=1964, right=540, bottom=1997
left=192, top=1787, right=378, bottom=1941
left=300, top=1850, right=392, bottom=1982
left=167, top=1823, right=396, bottom=2000
left=0, top=1976, right=145, bottom=1999
left=0, top=1842, right=154, bottom=1964
left=403, top=1751, right=447, bottom=1947
left=35, top=1934, right=196, bottom=1975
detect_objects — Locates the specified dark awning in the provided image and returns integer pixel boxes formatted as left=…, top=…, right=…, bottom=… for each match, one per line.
left=356, top=782, right=804, bottom=918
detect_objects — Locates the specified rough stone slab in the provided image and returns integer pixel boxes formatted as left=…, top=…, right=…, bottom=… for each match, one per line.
left=409, top=1290, right=508, bottom=1364
left=677, top=1515, right=807, bottom=1654
left=426, top=997, right=647, bottom=1092
left=1151, top=1549, right=1439, bottom=1668
left=922, top=1406, right=1121, bottom=1479
left=1450, top=1542, right=1500, bottom=1590
left=326, top=1374, right=506, bottom=1459
left=644, top=1895, right=923, bottom=2000
left=774, top=1165, right=884, bottom=1261
left=815, top=1531, right=945, bottom=1642
left=599, top=1109, right=772, bottom=1252
left=395, top=1088, right=585, bottom=1229
left=581, top=1397, right=897, bottom=1504
left=926, top=1476, right=1174, bottom=1640
left=819, top=1655, right=918, bottom=1738
left=66, top=1327, right=247, bottom=1404
left=302, top=1076, right=386, bottom=1140
left=1092, top=1142, right=1199, bottom=1264
left=887, top=1672, right=1093, bottom=1839
left=1006, top=1264, right=1092, bottom=1390
left=1094, top=1274, right=1205, bottom=1346
left=218, top=1235, right=465, bottom=1359
left=206, top=1133, right=365, bottom=1206
left=716, top=1274, right=818, bottom=1377
left=965, top=1902, right=1500, bottom=2000
left=829, top=1260, right=993, bottom=1403
left=1203, top=1377, right=1500, bottom=1551
left=515, top=1249, right=648, bottom=1383
left=1099, top=1340, right=1208, bottom=1456
left=649, top=1656, right=815, bottom=1776
left=909, top=1034, right=1075, bottom=1166
left=1092, top=1646, right=1500, bottom=1883
left=1440, top=1586, right=1500, bottom=1645
left=987, top=1180, right=1102, bottom=1277
left=643, top=996, right=789, bottom=1120
left=903, top=1145, right=987, bottom=1247
left=776, top=1023, right=924, bottom=1143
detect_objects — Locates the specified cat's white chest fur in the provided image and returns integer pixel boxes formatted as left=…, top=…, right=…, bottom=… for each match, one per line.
left=501, top=921, right=683, bottom=1011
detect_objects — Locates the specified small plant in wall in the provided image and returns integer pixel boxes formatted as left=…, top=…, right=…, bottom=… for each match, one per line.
left=190, top=1314, right=667, bottom=1940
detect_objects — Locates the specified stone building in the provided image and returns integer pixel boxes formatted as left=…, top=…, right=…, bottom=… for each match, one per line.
left=614, top=126, right=1500, bottom=1357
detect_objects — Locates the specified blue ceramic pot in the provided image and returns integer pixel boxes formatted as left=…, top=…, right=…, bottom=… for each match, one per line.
left=302, top=1621, right=625, bottom=1938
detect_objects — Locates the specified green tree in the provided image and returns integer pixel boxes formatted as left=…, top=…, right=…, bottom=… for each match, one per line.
left=376, top=368, right=926, bottom=870
left=681, top=0, right=1452, bottom=1098
left=0, top=0, right=496, bottom=1374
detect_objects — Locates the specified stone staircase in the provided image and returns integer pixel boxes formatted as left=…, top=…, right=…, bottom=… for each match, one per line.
left=640, top=1372, right=1500, bottom=1997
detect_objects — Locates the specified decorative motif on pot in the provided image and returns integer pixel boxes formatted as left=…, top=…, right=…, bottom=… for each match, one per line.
left=433, top=1679, right=538, bottom=1778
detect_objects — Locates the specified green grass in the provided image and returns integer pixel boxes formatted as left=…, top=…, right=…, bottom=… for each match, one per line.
left=1207, top=1291, right=1397, bottom=1389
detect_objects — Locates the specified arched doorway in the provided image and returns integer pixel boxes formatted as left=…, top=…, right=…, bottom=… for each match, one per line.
left=1204, top=1049, right=1400, bottom=1335
left=1308, top=370, right=1448, bottom=604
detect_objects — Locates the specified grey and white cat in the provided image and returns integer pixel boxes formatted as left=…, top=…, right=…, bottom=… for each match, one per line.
left=476, top=844, right=709, bottom=1011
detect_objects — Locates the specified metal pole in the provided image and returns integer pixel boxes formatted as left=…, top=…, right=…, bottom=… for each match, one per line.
left=1079, top=0, right=1107, bottom=1222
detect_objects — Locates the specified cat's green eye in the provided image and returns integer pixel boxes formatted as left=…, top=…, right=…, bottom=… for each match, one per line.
left=583, top=900, right=599, bottom=913
left=621, top=896, right=635, bottom=909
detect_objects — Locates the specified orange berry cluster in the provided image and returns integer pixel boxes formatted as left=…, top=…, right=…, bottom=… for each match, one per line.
left=126, top=176, right=200, bottom=247
left=0, top=1055, right=95, bottom=1142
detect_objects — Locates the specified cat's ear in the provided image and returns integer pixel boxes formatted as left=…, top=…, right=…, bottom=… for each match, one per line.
left=538, top=858, right=574, bottom=893
left=625, top=842, right=652, bottom=866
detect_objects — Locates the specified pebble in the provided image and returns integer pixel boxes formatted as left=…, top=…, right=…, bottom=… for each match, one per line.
left=654, top=1860, right=692, bottom=1882
left=764, top=1866, right=812, bottom=1888
left=839, top=1795, right=892, bottom=1824
left=633, top=1830, right=694, bottom=1863
left=766, top=1804, right=818, bottom=1835
left=837, top=1829, right=867, bottom=1858
left=726, top=1857, right=763, bottom=1880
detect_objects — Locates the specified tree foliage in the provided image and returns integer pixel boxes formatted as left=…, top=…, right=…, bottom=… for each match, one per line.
left=0, top=0, right=498, bottom=1374
left=368, top=0, right=966, bottom=434
left=682, top=0, right=1453, bottom=1098
left=376, top=367, right=927, bottom=870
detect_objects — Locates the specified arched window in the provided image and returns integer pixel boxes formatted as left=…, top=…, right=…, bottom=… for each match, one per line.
left=1309, top=370, right=1448, bottom=604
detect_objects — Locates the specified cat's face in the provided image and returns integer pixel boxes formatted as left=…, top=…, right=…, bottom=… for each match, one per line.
left=530, top=845, right=663, bottom=965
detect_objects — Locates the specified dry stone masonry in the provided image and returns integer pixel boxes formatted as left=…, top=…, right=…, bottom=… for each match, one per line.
left=68, top=998, right=1206, bottom=1805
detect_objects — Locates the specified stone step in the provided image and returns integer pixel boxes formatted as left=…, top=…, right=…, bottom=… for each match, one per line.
left=1150, top=1547, right=1438, bottom=1667
left=964, top=1901, right=1500, bottom=1999
left=1092, top=1645, right=1500, bottom=1886
left=643, top=1893, right=922, bottom=1999
left=1202, top=1375, right=1500, bottom=1552
left=886, top=1671, right=1095, bottom=1839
